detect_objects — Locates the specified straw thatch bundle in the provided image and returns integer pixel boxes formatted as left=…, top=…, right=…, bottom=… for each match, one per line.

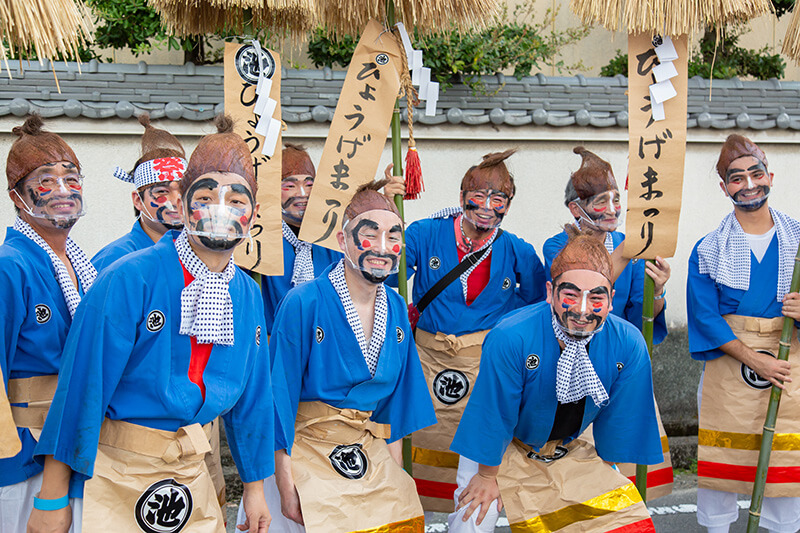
left=148, top=0, right=315, bottom=37
left=317, top=0, right=499, bottom=38
left=569, top=0, right=772, bottom=35
left=782, top=1, right=800, bottom=62
left=0, top=0, right=93, bottom=67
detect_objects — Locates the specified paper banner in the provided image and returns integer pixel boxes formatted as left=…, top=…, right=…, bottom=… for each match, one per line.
left=224, top=42, right=283, bottom=275
left=299, top=20, right=403, bottom=250
left=623, top=33, right=688, bottom=260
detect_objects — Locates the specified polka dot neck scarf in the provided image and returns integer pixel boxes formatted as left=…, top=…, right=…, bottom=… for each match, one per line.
left=13, top=216, right=96, bottom=317
left=174, top=230, right=236, bottom=346
left=551, top=309, right=608, bottom=407
left=282, top=221, right=314, bottom=286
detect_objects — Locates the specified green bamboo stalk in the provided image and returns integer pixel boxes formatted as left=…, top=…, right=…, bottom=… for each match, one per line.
left=746, top=243, right=800, bottom=532
left=636, top=261, right=656, bottom=500
left=386, top=0, right=413, bottom=476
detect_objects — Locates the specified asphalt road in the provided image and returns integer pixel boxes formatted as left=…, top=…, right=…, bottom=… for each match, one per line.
left=225, top=472, right=774, bottom=532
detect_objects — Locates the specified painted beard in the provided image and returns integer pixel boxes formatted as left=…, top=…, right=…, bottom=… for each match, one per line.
left=192, top=218, right=244, bottom=251
left=26, top=186, right=83, bottom=229
left=155, top=206, right=183, bottom=231
left=553, top=305, right=604, bottom=339
left=579, top=206, right=620, bottom=232
left=731, top=185, right=770, bottom=211
left=357, top=250, right=399, bottom=283
left=281, top=196, right=306, bottom=226
left=464, top=202, right=504, bottom=230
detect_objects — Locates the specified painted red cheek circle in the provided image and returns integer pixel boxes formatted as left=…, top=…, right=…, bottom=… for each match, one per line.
left=37, top=186, right=49, bottom=192
left=155, top=196, right=167, bottom=204
left=361, top=240, right=371, bottom=249
left=392, top=244, right=401, bottom=253
left=192, top=211, right=202, bottom=220
left=240, top=216, right=248, bottom=225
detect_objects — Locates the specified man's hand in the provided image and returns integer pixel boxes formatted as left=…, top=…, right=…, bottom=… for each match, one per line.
left=27, top=506, right=71, bottom=533
left=782, top=292, right=800, bottom=321
left=238, top=481, right=271, bottom=533
left=721, top=339, right=792, bottom=389
left=382, top=163, right=406, bottom=197
left=274, top=449, right=304, bottom=525
left=645, top=256, right=671, bottom=297
left=456, top=470, right=502, bottom=526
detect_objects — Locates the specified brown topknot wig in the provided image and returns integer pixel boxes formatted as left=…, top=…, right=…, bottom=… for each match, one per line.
left=181, top=114, right=257, bottom=196
left=550, top=224, right=613, bottom=282
left=567, top=146, right=617, bottom=204
left=344, top=178, right=401, bottom=222
left=6, top=115, right=80, bottom=190
left=131, top=114, right=186, bottom=176
left=716, top=134, right=767, bottom=180
left=282, top=143, right=315, bottom=180
left=460, top=149, right=517, bottom=198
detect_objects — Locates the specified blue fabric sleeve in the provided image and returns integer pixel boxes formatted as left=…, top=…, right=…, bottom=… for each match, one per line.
left=222, top=333, right=276, bottom=483
left=512, top=236, right=546, bottom=307
left=686, top=245, right=735, bottom=361
left=450, top=328, right=523, bottom=466
left=541, top=235, right=563, bottom=283
left=592, top=329, right=663, bottom=465
left=371, top=317, right=436, bottom=442
left=0, top=263, right=23, bottom=381
left=34, top=274, right=136, bottom=479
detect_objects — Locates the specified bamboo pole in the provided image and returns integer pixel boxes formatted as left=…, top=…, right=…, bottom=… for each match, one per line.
left=635, top=261, right=656, bottom=500
left=746, top=242, right=800, bottom=532
left=386, top=0, right=414, bottom=476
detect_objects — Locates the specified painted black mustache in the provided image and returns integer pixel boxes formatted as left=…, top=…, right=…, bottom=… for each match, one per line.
left=561, top=310, right=603, bottom=326
left=282, top=196, right=308, bottom=210
left=194, top=217, right=244, bottom=237
left=156, top=205, right=183, bottom=230
left=357, top=250, right=398, bottom=283
left=732, top=185, right=769, bottom=204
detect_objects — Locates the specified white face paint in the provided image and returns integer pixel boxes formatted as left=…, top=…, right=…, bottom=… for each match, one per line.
left=579, top=289, right=589, bottom=315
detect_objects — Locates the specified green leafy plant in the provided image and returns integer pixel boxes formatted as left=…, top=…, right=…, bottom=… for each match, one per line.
left=306, top=1, right=589, bottom=93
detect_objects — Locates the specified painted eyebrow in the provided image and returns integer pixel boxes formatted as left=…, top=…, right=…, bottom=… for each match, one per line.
left=589, top=287, right=610, bottom=296
left=389, top=224, right=402, bottom=233
left=556, top=282, right=581, bottom=292
left=726, top=163, right=766, bottom=178
left=282, top=177, right=298, bottom=183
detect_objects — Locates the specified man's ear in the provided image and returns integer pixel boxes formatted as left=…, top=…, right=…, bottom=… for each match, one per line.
left=567, top=201, right=583, bottom=220
left=719, top=180, right=730, bottom=198
left=131, top=190, right=145, bottom=212
left=336, top=230, right=346, bottom=253
left=545, top=280, right=553, bottom=304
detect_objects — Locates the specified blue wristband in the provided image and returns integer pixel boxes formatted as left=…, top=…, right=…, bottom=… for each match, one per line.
left=33, top=494, right=69, bottom=511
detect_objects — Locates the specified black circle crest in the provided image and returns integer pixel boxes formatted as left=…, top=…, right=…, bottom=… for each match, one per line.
left=235, top=45, right=276, bottom=85
left=433, top=369, right=470, bottom=405
left=34, top=304, right=51, bottom=324
left=396, top=326, right=404, bottom=343
left=146, top=310, right=166, bottom=332
left=525, top=354, right=539, bottom=370
left=502, top=277, right=512, bottom=290
left=329, top=444, right=368, bottom=479
left=527, top=445, right=569, bottom=463
left=429, top=256, right=441, bottom=270
left=375, top=53, right=389, bottom=65
left=316, top=326, right=325, bottom=344
left=741, top=350, right=774, bottom=390
left=134, top=479, right=193, bottom=533
left=616, top=362, right=624, bottom=372
left=255, top=325, right=261, bottom=346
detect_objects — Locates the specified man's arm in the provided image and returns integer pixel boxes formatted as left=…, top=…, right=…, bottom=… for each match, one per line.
left=719, top=338, right=791, bottom=389
left=456, top=464, right=503, bottom=525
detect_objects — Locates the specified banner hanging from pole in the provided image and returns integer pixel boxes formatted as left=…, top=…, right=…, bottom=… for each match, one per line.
left=224, top=42, right=283, bottom=275
left=299, top=20, right=404, bottom=251
left=624, top=33, right=688, bottom=260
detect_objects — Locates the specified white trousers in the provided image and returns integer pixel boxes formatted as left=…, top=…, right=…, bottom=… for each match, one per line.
left=236, top=475, right=305, bottom=533
left=447, top=456, right=500, bottom=533
left=0, top=472, right=82, bottom=533
left=697, top=371, right=800, bottom=533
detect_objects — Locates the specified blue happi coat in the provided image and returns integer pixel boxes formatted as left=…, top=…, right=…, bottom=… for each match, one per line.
left=91, top=221, right=155, bottom=273
left=451, top=301, right=663, bottom=467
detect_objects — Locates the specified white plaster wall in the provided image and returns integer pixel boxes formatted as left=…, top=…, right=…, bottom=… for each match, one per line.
left=2, top=117, right=800, bottom=327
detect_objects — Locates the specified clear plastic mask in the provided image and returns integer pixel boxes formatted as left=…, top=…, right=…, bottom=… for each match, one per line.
left=138, top=183, right=183, bottom=230
left=342, top=211, right=404, bottom=284
left=462, top=189, right=509, bottom=230
left=725, top=175, right=771, bottom=211
left=14, top=174, right=86, bottom=229
left=576, top=190, right=621, bottom=232
left=184, top=178, right=255, bottom=251
left=281, top=175, right=314, bottom=226
left=551, top=283, right=611, bottom=339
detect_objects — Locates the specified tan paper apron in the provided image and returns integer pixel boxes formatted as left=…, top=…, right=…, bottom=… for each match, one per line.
left=8, top=374, right=58, bottom=443
left=205, top=418, right=226, bottom=510
left=82, top=418, right=222, bottom=533
left=613, top=397, right=673, bottom=501
left=698, top=314, right=800, bottom=497
left=411, top=328, right=488, bottom=512
left=0, top=369, right=29, bottom=457
left=496, top=439, right=655, bottom=532
left=291, top=401, right=424, bottom=533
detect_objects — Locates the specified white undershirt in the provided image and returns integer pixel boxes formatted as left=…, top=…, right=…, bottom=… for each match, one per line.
left=746, top=226, right=776, bottom=263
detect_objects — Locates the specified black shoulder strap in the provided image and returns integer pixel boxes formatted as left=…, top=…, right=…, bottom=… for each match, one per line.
left=415, top=229, right=503, bottom=314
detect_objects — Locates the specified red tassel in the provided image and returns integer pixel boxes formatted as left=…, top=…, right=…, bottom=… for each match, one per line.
left=404, top=146, right=424, bottom=200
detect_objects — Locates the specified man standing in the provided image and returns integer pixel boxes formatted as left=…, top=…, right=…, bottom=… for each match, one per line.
left=28, top=115, right=275, bottom=533
left=450, top=225, right=663, bottom=532
left=0, top=115, right=95, bottom=532
left=261, top=143, right=340, bottom=334
left=92, top=114, right=186, bottom=272
left=387, top=150, right=546, bottom=512
left=264, top=180, right=436, bottom=532
left=687, top=134, right=800, bottom=533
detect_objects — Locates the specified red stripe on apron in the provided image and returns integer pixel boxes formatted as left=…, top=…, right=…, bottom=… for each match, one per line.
left=626, top=466, right=674, bottom=488
left=414, top=477, right=458, bottom=500
left=606, top=517, right=657, bottom=533
left=698, top=461, right=800, bottom=483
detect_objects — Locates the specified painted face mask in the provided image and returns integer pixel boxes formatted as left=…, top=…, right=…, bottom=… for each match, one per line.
left=184, top=176, right=255, bottom=251
left=724, top=161, right=770, bottom=212
left=343, top=210, right=404, bottom=284
left=462, top=188, right=510, bottom=230
left=139, top=182, right=183, bottom=231
left=281, top=175, right=314, bottom=226
left=576, top=189, right=621, bottom=232
left=15, top=173, right=86, bottom=229
left=551, top=280, right=611, bottom=339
